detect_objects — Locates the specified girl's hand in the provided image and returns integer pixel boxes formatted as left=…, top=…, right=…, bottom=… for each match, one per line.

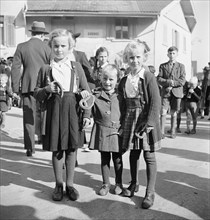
left=83, top=118, right=91, bottom=129
left=45, top=81, right=59, bottom=93
left=189, top=88, right=194, bottom=93
left=80, top=90, right=90, bottom=98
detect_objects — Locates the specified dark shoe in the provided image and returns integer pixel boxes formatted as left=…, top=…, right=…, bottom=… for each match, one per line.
left=66, top=186, right=79, bottom=201
left=113, top=184, right=123, bottom=195
left=52, top=185, right=63, bottom=201
left=167, top=130, right=171, bottom=134
left=190, top=129, right=196, bottom=134
left=98, top=184, right=110, bottom=196
left=75, top=160, right=79, bottom=167
left=26, top=150, right=32, bottom=157
left=123, top=182, right=136, bottom=197
left=200, top=116, right=204, bottom=119
left=176, top=128, right=181, bottom=133
left=142, top=192, right=155, bottom=209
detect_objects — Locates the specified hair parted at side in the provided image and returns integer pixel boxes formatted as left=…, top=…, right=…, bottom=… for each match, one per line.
left=123, top=39, right=150, bottom=63
left=48, top=29, right=75, bottom=49
left=168, top=46, right=178, bottom=52
left=102, top=64, right=118, bottom=75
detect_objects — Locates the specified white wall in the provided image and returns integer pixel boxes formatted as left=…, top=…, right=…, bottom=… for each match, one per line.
left=155, top=2, right=192, bottom=80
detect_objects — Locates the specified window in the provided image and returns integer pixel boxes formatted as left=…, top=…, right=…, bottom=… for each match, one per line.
left=115, top=18, right=128, bottom=39
left=172, top=29, right=179, bottom=49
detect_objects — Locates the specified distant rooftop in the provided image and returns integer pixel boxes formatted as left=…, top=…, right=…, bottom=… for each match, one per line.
left=26, top=0, right=172, bottom=16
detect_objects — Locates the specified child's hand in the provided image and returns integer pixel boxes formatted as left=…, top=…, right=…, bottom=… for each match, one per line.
left=83, top=118, right=91, bottom=129
left=189, top=88, right=194, bottom=93
left=45, top=81, right=61, bottom=94
left=80, top=90, right=90, bottom=99
left=13, top=93, right=20, bottom=100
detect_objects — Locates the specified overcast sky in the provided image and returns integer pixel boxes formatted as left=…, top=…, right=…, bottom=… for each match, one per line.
left=191, top=0, right=210, bottom=72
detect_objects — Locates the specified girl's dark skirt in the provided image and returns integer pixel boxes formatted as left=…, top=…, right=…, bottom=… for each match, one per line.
left=43, top=92, right=80, bottom=152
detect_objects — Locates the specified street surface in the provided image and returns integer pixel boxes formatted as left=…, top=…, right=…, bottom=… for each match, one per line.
left=0, top=107, right=210, bottom=220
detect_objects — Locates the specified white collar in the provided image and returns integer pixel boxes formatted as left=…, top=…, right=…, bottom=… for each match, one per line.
left=128, top=67, right=145, bottom=79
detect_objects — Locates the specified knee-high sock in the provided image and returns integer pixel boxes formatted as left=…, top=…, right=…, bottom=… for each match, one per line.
left=112, top=152, right=123, bottom=184
left=65, top=150, right=77, bottom=187
left=144, top=151, right=157, bottom=193
left=101, top=152, right=111, bottom=184
left=52, top=151, right=64, bottom=186
left=130, top=150, right=141, bottom=184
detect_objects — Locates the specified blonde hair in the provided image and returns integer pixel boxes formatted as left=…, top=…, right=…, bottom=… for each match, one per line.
left=102, top=64, right=118, bottom=76
left=48, top=29, right=75, bottom=49
left=189, top=76, right=198, bottom=86
left=123, top=39, right=150, bottom=63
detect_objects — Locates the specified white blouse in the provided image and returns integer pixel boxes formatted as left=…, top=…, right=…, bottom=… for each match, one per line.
left=51, top=58, right=77, bottom=92
left=125, top=67, right=145, bottom=98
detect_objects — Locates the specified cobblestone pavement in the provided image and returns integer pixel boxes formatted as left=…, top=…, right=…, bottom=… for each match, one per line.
left=0, top=107, right=210, bottom=220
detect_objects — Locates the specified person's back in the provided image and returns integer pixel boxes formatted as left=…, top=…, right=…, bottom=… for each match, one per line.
left=11, top=21, right=51, bottom=157
left=12, top=37, right=51, bottom=94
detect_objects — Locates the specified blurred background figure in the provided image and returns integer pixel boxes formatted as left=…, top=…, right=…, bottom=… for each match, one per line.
left=200, top=63, right=210, bottom=120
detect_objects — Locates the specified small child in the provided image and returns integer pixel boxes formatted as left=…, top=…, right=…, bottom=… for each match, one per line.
left=34, top=29, right=91, bottom=202
left=0, top=73, right=13, bottom=129
left=88, top=64, right=124, bottom=196
left=184, top=77, right=201, bottom=134
left=118, top=39, right=162, bottom=209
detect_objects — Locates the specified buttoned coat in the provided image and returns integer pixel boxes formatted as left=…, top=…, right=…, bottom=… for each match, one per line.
left=157, top=61, right=186, bottom=98
left=11, top=38, right=51, bottom=94
left=89, top=88, right=123, bottom=152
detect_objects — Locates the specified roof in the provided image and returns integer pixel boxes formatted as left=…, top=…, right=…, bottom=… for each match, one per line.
left=26, top=0, right=172, bottom=17
left=26, top=0, right=196, bottom=31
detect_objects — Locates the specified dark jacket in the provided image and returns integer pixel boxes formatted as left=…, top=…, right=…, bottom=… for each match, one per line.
left=34, top=61, right=91, bottom=134
left=157, top=61, right=186, bottom=98
left=11, top=38, right=51, bottom=94
left=73, top=50, right=95, bottom=90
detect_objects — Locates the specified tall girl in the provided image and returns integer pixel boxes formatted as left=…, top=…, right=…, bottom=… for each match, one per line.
left=34, top=29, right=91, bottom=202
left=118, top=39, right=162, bottom=209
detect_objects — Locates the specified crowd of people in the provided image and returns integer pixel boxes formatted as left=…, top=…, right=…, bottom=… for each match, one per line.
left=0, top=21, right=210, bottom=209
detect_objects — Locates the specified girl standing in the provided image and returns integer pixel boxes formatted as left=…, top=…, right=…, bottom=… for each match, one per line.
left=88, top=64, right=124, bottom=196
left=34, top=29, right=91, bottom=202
left=118, top=40, right=162, bottom=209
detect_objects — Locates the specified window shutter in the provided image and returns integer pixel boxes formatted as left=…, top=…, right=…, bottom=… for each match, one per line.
left=4, top=16, right=15, bottom=47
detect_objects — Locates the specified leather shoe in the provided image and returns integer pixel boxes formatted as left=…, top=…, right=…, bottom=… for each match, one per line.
left=26, top=149, right=35, bottom=157
left=113, top=184, right=123, bottom=195
left=52, top=185, right=63, bottom=201
left=66, top=186, right=79, bottom=201
left=123, top=182, right=136, bottom=197
left=98, top=184, right=110, bottom=196
left=142, top=192, right=155, bottom=209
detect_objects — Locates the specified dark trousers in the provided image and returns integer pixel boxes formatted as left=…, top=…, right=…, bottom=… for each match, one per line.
left=22, top=93, right=36, bottom=150
left=100, top=152, right=123, bottom=185
left=130, top=150, right=157, bottom=193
